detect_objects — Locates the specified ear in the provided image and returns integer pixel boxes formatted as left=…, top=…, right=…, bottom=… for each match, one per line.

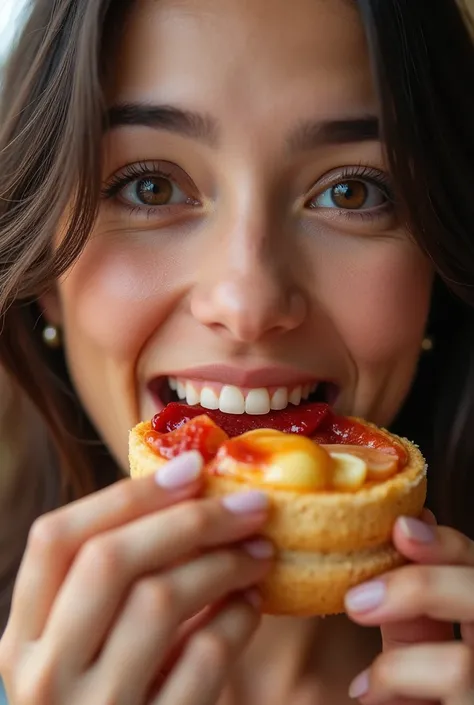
left=38, top=287, right=63, bottom=326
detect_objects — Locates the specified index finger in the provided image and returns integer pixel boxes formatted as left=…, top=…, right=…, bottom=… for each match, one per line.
left=7, top=452, right=203, bottom=640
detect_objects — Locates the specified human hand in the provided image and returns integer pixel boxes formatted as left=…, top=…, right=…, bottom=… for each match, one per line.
left=345, top=509, right=474, bottom=704
left=0, top=451, right=272, bottom=705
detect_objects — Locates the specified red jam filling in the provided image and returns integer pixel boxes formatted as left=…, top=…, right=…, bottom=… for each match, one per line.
left=145, top=416, right=228, bottom=463
left=152, top=401, right=332, bottom=437
left=149, top=402, right=407, bottom=467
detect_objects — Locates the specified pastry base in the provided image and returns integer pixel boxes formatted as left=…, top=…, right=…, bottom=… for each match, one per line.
left=129, top=420, right=426, bottom=616
left=251, top=543, right=404, bottom=616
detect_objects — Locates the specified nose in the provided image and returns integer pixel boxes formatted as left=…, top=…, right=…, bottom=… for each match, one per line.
left=190, top=216, right=307, bottom=344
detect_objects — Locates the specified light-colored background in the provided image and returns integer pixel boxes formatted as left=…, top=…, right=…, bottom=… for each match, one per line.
left=0, top=0, right=28, bottom=63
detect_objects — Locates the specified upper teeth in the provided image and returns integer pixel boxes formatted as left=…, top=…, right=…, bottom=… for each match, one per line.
left=168, top=378, right=317, bottom=415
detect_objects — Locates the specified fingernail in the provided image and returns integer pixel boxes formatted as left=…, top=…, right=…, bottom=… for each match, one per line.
left=242, top=538, right=274, bottom=559
left=398, top=516, right=436, bottom=543
left=222, top=490, right=269, bottom=514
left=349, top=669, right=370, bottom=699
left=243, top=588, right=262, bottom=610
left=155, top=451, right=203, bottom=489
left=345, top=581, right=386, bottom=613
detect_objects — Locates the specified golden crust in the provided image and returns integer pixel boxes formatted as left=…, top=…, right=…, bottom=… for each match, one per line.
left=128, top=421, right=168, bottom=479
left=128, top=417, right=427, bottom=616
left=260, top=544, right=406, bottom=615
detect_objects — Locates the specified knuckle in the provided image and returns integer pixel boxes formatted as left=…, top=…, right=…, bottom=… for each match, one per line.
left=400, top=565, right=433, bottom=604
left=130, top=578, right=175, bottom=620
left=181, top=502, right=212, bottom=538
left=448, top=643, right=474, bottom=693
left=111, top=480, right=140, bottom=516
left=456, top=569, right=474, bottom=602
left=215, top=549, right=242, bottom=576
left=370, top=651, right=397, bottom=688
left=28, top=515, right=63, bottom=555
left=16, top=681, right=51, bottom=705
left=78, top=537, right=121, bottom=581
left=187, top=630, right=230, bottom=672
left=13, top=656, right=55, bottom=705
left=0, top=633, right=15, bottom=675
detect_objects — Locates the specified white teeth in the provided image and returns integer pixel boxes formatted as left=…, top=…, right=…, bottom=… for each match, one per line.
left=165, top=377, right=321, bottom=413
left=168, top=377, right=178, bottom=391
left=270, top=387, right=288, bottom=410
left=185, top=382, right=200, bottom=406
left=219, top=385, right=245, bottom=414
left=289, top=386, right=302, bottom=405
left=245, top=388, right=271, bottom=415
left=200, top=386, right=219, bottom=410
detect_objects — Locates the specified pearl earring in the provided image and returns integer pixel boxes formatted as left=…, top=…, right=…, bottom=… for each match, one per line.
left=421, top=336, right=434, bottom=352
left=42, top=324, right=62, bottom=349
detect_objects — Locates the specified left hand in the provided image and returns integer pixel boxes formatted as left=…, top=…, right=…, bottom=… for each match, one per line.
left=344, top=510, right=474, bottom=705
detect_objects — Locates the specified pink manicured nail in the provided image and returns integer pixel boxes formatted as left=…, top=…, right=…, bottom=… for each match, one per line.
left=398, top=516, right=436, bottom=543
left=242, top=538, right=274, bottom=559
left=155, top=451, right=203, bottom=489
left=345, top=581, right=386, bottom=613
left=222, top=491, right=269, bottom=514
left=349, top=669, right=370, bottom=699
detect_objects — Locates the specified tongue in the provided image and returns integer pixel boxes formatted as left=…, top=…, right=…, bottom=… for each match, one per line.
left=152, top=401, right=333, bottom=437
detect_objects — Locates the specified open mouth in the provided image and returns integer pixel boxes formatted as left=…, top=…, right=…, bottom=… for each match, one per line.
left=150, top=377, right=338, bottom=414
left=148, top=376, right=340, bottom=437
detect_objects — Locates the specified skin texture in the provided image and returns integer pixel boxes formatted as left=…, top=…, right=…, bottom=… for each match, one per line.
left=5, top=1, right=471, bottom=704
left=44, top=0, right=433, bottom=468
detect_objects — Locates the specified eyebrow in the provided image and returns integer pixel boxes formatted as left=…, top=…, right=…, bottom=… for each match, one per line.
left=106, top=103, right=379, bottom=150
left=287, top=116, right=380, bottom=151
left=106, top=103, right=219, bottom=147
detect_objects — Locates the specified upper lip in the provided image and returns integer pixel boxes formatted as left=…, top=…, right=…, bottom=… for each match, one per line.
left=155, top=364, right=325, bottom=388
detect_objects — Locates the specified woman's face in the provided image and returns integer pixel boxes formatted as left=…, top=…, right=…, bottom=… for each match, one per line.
left=46, top=0, right=433, bottom=468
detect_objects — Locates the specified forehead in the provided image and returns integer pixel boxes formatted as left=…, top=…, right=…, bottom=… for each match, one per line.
left=111, top=0, right=376, bottom=125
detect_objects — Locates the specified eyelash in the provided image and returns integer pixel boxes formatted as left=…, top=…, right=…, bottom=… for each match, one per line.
left=306, top=164, right=395, bottom=222
left=341, top=164, right=392, bottom=195
left=101, top=161, right=395, bottom=223
left=102, top=161, right=175, bottom=200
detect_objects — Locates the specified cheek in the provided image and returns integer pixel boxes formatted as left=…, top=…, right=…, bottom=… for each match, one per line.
left=59, top=238, right=188, bottom=359
left=318, top=240, right=433, bottom=363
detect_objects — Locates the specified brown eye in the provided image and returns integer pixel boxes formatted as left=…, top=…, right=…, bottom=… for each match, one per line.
left=331, top=181, right=367, bottom=209
left=117, top=171, right=193, bottom=209
left=136, top=177, right=173, bottom=206
left=309, top=178, right=387, bottom=211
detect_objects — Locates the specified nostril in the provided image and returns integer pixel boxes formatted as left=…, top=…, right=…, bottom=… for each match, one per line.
left=190, top=280, right=307, bottom=342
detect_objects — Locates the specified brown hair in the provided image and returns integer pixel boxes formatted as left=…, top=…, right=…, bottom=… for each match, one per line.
left=0, top=0, right=474, bottom=533
left=0, top=0, right=131, bottom=501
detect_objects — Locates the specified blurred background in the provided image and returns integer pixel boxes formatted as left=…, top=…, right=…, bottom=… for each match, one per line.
left=0, top=0, right=27, bottom=65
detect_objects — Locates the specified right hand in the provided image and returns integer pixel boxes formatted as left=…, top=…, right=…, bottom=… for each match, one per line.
left=0, top=451, right=272, bottom=705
